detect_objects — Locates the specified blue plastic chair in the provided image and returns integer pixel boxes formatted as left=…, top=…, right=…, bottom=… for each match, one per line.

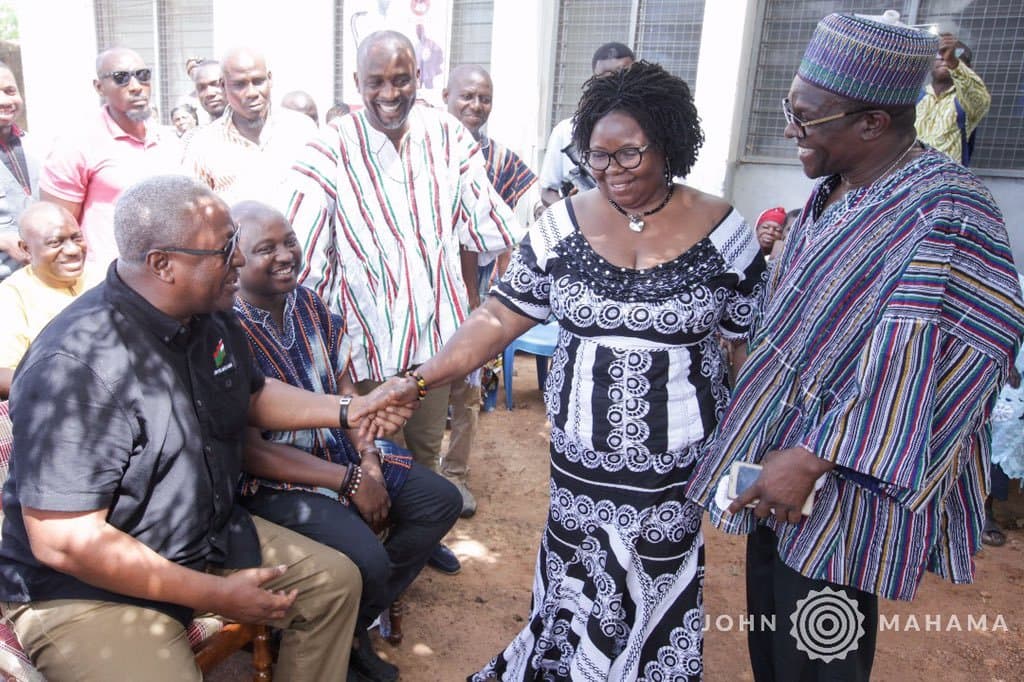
left=502, top=320, right=559, bottom=410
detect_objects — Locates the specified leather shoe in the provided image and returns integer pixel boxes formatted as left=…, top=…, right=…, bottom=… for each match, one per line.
left=427, top=542, right=461, bottom=575
left=349, top=629, right=399, bottom=682
left=453, top=479, right=477, bottom=518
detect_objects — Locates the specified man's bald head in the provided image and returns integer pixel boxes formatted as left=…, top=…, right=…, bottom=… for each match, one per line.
left=221, top=47, right=267, bottom=74
left=443, top=64, right=493, bottom=138
left=356, top=30, right=415, bottom=70
left=95, top=47, right=144, bottom=77
left=232, top=201, right=301, bottom=303
left=355, top=31, right=419, bottom=143
left=19, top=203, right=76, bottom=240
left=19, top=202, right=87, bottom=287
left=220, top=47, right=272, bottom=123
left=448, top=64, right=491, bottom=89
left=281, top=90, right=318, bottom=125
left=232, top=201, right=288, bottom=249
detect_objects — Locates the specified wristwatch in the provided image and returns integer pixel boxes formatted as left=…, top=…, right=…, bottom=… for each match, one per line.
left=338, top=395, right=353, bottom=429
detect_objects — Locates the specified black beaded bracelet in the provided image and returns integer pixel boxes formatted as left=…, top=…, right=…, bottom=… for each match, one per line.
left=343, top=464, right=363, bottom=500
left=337, top=463, right=355, bottom=499
left=338, top=395, right=353, bottom=429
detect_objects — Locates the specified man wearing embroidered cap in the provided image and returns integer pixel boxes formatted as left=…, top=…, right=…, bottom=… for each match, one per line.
left=686, top=13, right=1024, bottom=681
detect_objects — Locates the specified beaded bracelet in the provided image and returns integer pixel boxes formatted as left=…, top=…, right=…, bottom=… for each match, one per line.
left=343, top=464, right=364, bottom=500
left=405, top=371, right=427, bottom=401
left=337, top=463, right=355, bottom=499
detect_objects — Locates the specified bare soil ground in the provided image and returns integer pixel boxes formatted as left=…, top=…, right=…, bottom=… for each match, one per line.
left=216, top=354, right=1024, bottom=681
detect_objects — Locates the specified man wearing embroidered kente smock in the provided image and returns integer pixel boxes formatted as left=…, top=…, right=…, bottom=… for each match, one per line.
left=278, top=31, right=521, bottom=577
left=686, top=14, right=1024, bottom=682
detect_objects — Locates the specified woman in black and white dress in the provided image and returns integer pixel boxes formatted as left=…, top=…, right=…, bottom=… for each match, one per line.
left=394, top=61, right=766, bottom=681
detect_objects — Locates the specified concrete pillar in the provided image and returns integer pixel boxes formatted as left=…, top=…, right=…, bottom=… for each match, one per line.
left=485, top=0, right=558, bottom=170
left=687, top=0, right=759, bottom=199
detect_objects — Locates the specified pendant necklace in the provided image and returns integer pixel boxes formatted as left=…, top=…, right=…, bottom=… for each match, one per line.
left=607, top=183, right=675, bottom=233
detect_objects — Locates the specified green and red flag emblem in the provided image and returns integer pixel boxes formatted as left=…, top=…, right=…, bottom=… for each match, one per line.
left=212, top=339, right=227, bottom=368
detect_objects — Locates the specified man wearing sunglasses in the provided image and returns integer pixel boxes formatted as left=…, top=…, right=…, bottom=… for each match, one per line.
left=39, top=47, right=178, bottom=273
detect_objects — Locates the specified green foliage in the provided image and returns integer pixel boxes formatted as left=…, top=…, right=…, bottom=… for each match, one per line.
left=0, top=2, right=18, bottom=43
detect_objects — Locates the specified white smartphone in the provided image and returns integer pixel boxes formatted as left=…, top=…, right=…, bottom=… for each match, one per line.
left=726, top=461, right=814, bottom=516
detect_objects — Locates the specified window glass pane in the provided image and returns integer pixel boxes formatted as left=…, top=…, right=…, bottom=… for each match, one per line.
left=916, top=0, right=1024, bottom=171
left=743, top=1, right=912, bottom=160
left=94, top=0, right=213, bottom=125
left=450, top=0, right=494, bottom=70
left=550, top=0, right=705, bottom=129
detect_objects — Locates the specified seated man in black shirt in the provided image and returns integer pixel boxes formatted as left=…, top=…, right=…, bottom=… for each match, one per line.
left=0, top=175, right=412, bottom=682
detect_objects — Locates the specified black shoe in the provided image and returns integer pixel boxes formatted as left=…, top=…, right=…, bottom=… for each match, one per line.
left=427, top=542, right=461, bottom=575
left=350, top=630, right=399, bottom=682
left=347, top=667, right=374, bottom=682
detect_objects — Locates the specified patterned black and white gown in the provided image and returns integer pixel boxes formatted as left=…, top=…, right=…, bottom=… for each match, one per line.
left=472, top=197, right=765, bottom=681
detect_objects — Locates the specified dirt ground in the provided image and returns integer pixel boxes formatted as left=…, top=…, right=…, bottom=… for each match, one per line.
left=216, top=354, right=1024, bottom=681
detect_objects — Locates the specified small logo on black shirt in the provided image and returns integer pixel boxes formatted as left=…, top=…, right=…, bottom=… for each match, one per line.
left=212, top=338, right=234, bottom=376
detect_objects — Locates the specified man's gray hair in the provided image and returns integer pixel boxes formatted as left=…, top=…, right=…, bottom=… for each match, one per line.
left=114, top=175, right=216, bottom=262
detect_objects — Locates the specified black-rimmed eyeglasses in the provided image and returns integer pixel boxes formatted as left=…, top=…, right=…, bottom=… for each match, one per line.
left=582, top=144, right=650, bottom=171
left=782, top=98, right=873, bottom=138
left=99, top=69, right=153, bottom=87
left=155, top=228, right=239, bottom=266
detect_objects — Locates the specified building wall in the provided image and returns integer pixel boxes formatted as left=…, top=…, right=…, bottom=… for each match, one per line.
left=212, top=0, right=335, bottom=124
left=17, top=0, right=98, bottom=148
left=14, top=0, right=1022, bottom=257
left=485, top=0, right=558, bottom=170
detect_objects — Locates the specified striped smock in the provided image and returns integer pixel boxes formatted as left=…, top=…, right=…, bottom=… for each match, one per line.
left=280, top=106, right=523, bottom=381
left=686, top=148, right=1024, bottom=601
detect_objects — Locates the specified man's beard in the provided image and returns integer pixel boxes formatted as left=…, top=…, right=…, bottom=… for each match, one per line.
left=126, top=107, right=152, bottom=122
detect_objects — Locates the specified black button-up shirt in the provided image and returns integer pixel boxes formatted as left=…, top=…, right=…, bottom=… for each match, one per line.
left=0, top=265, right=263, bottom=624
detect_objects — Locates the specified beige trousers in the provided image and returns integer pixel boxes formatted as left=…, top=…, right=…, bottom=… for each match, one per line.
left=442, top=376, right=479, bottom=481
left=2, top=516, right=361, bottom=682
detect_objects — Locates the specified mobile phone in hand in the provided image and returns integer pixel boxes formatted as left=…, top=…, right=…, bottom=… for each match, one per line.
left=726, top=461, right=814, bottom=516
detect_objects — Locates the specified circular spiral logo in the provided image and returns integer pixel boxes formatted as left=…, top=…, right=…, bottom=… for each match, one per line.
left=789, top=586, right=866, bottom=662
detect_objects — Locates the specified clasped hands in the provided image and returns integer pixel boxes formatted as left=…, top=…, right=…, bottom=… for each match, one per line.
left=726, top=446, right=834, bottom=525
left=343, top=375, right=425, bottom=440
left=337, top=375, right=428, bottom=530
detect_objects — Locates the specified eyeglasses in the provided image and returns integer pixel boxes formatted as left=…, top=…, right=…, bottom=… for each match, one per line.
left=99, top=69, right=153, bottom=87
left=781, top=98, right=873, bottom=138
left=155, top=228, right=239, bottom=265
left=582, top=144, right=650, bottom=171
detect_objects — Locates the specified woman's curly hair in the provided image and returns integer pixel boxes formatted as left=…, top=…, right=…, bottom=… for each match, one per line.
left=572, top=60, right=704, bottom=179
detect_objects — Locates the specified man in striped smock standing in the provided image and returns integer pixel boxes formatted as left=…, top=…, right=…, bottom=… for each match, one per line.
left=686, top=13, right=1024, bottom=682
left=441, top=63, right=538, bottom=517
left=280, top=30, right=522, bottom=574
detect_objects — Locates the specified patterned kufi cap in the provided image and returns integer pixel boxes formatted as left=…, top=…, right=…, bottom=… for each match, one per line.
left=797, top=13, right=937, bottom=106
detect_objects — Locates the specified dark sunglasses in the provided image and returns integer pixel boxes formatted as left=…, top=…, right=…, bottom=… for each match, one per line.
left=99, top=69, right=153, bottom=86
left=155, top=228, right=239, bottom=265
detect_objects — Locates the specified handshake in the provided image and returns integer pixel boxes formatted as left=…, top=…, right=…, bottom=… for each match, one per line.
left=339, top=373, right=429, bottom=439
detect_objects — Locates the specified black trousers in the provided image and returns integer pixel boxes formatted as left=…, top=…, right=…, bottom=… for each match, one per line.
left=746, top=525, right=878, bottom=682
left=244, top=462, right=461, bottom=630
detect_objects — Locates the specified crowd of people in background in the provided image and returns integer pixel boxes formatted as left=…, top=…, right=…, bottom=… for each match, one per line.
left=0, top=10, right=1019, bottom=682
